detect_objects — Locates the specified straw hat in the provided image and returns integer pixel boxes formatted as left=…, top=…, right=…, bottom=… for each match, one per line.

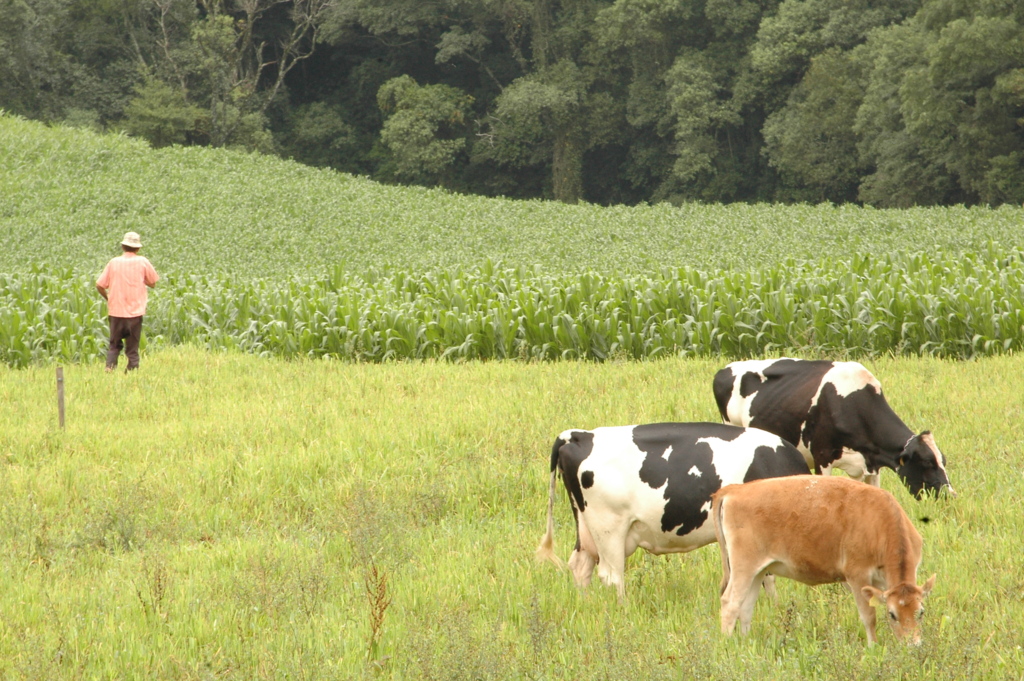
left=121, top=231, right=143, bottom=248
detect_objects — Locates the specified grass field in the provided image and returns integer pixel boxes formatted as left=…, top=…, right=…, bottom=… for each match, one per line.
left=2, top=350, right=1022, bottom=679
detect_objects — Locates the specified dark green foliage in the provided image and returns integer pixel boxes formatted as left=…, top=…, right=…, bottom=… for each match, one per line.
left=376, top=75, right=474, bottom=185
left=0, top=0, right=83, bottom=121
left=899, top=11, right=1024, bottom=204
left=275, top=101, right=360, bottom=169
left=853, top=23, right=958, bottom=207
left=3, top=0, right=1024, bottom=205
left=763, top=48, right=866, bottom=203
left=123, top=75, right=205, bottom=147
left=486, top=59, right=594, bottom=203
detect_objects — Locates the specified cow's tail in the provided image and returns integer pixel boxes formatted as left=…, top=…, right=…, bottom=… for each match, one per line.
left=712, top=490, right=731, bottom=596
left=535, top=437, right=566, bottom=569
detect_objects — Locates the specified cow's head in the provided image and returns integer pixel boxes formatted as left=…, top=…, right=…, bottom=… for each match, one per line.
left=897, top=431, right=954, bottom=499
left=863, top=574, right=936, bottom=645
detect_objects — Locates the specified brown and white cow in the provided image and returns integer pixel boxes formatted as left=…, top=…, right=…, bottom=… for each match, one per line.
left=536, top=422, right=810, bottom=599
left=713, top=358, right=953, bottom=498
left=712, top=475, right=937, bottom=646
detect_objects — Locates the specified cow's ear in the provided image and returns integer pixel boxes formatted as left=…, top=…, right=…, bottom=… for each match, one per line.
left=862, top=586, right=885, bottom=607
left=921, top=574, right=937, bottom=598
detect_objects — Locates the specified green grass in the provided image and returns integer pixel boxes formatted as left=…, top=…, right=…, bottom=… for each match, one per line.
left=2, top=350, right=1022, bottom=679
left=3, top=112, right=1024, bottom=279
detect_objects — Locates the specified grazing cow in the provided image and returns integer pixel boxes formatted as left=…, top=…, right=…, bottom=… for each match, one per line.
left=712, top=358, right=953, bottom=498
left=536, top=422, right=809, bottom=599
left=713, top=475, right=937, bottom=645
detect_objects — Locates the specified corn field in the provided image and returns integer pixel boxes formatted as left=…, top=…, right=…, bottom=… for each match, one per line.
left=4, top=249, right=1023, bottom=368
left=4, top=113, right=1024, bottom=280
left=4, top=114, right=1024, bottom=368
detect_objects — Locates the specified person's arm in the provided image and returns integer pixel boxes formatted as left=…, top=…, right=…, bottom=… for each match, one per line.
left=97, top=263, right=111, bottom=299
left=145, top=261, right=159, bottom=288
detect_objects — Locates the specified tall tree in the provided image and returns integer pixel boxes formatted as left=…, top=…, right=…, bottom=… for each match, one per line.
left=899, top=5, right=1024, bottom=204
left=853, top=22, right=958, bottom=206
left=851, top=0, right=1024, bottom=206
left=735, top=0, right=920, bottom=112
left=591, top=0, right=707, bottom=201
left=121, top=0, right=334, bottom=149
left=593, top=0, right=786, bottom=202
left=481, top=0, right=613, bottom=203
left=484, top=59, right=590, bottom=201
left=0, top=0, right=136, bottom=124
left=9, top=0, right=1024, bottom=207
left=761, top=48, right=866, bottom=202
left=376, top=74, right=474, bottom=186
left=0, top=0, right=70, bottom=120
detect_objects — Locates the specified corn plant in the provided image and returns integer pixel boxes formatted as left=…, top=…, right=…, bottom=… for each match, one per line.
left=3, top=250, right=1022, bottom=368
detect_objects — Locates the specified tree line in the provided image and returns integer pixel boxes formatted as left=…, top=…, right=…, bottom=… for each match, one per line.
left=2, top=0, right=1022, bottom=206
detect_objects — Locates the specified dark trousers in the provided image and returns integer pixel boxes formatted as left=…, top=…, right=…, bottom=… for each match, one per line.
left=107, top=316, right=143, bottom=370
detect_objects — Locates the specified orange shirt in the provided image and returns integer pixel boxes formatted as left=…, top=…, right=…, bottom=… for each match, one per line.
left=96, top=253, right=159, bottom=317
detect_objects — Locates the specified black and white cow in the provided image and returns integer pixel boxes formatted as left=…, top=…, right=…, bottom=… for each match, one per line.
left=536, top=422, right=809, bottom=599
left=713, top=358, right=953, bottom=498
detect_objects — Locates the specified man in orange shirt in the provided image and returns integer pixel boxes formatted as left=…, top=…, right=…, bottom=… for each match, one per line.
left=96, top=231, right=160, bottom=372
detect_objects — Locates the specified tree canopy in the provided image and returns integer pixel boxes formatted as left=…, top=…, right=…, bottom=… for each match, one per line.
left=2, top=0, right=1022, bottom=206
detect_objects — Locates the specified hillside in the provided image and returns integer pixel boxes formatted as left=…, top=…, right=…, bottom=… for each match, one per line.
left=2, top=113, right=1023, bottom=280
left=3, top=114, right=1023, bottom=368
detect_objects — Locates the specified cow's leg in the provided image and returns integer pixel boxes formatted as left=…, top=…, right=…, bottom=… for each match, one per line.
left=719, top=579, right=741, bottom=635
left=849, top=578, right=879, bottom=645
left=568, top=518, right=598, bottom=589
left=595, top=539, right=628, bottom=601
left=796, top=444, right=816, bottom=474
left=761, top=573, right=777, bottom=602
left=830, top=447, right=874, bottom=484
left=568, top=549, right=595, bottom=588
left=584, top=513, right=630, bottom=600
left=863, top=470, right=881, bottom=487
left=716, top=511, right=776, bottom=604
left=737, top=569, right=767, bottom=634
left=721, top=563, right=765, bottom=635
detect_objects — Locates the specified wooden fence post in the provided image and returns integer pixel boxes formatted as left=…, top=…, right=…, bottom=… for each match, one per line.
left=57, top=366, right=65, bottom=429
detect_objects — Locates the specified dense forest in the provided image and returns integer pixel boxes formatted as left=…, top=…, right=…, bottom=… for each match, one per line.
left=2, top=0, right=1023, bottom=206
